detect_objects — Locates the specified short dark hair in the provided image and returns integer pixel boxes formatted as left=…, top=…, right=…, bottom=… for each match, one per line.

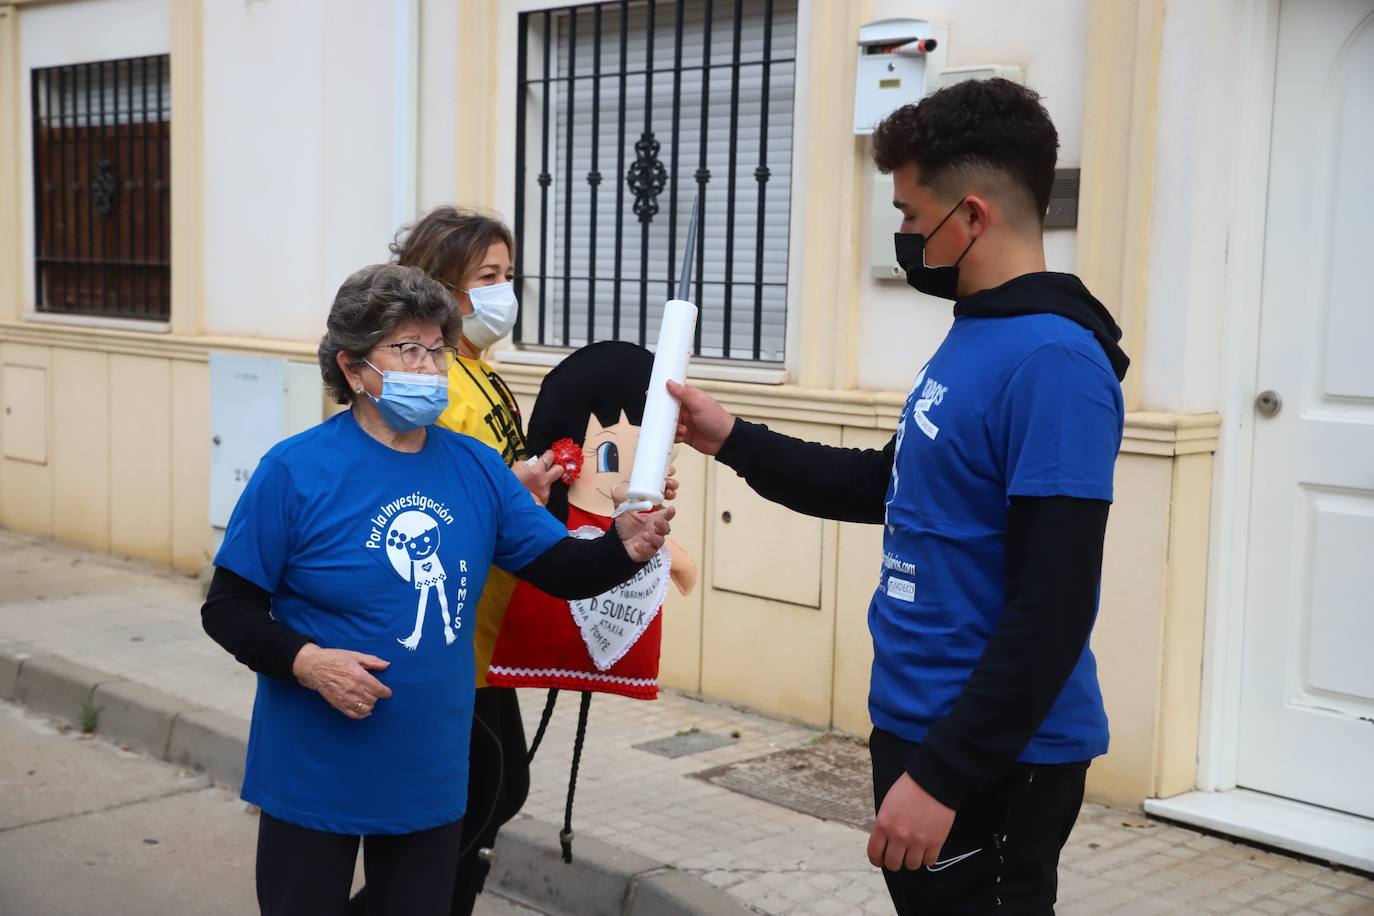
left=317, top=264, right=462, bottom=405
left=871, top=78, right=1059, bottom=223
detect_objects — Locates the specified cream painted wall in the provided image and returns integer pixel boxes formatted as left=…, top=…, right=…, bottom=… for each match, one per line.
left=51, top=349, right=111, bottom=554
left=202, top=0, right=456, bottom=342
left=201, top=0, right=385, bottom=341
left=1087, top=420, right=1219, bottom=807
left=701, top=417, right=842, bottom=725
left=853, top=0, right=1091, bottom=392
left=1156, top=451, right=1212, bottom=798
left=659, top=444, right=707, bottom=694
left=1, top=6, right=20, bottom=326
left=170, top=359, right=212, bottom=571
left=0, top=343, right=53, bottom=536
left=109, top=354, right=172, bottom=564
left=1136, top=0, right=1251, bottom=412
left=1094, top=453, right=1173, bottom=803
left=855, top=229, right=1080, bottom=393
left=416, top=0, right=459, bottom=212
left=16, top=0, right=169, bottom=65
left=0, top=0, right=1227, bottom=815
left=0, top=326, right=313, bottom=573
left=832, top=426, right=889, bottom=735
left=864, top=0, right=1090, bottom=159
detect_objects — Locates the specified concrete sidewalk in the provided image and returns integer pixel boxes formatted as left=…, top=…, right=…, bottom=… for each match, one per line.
left=1, top=529, right=1372, bottom=916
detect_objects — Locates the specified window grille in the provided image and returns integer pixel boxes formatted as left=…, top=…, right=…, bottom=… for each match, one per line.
left=514, top=0, right=797, bottom=362
left=31, top=55, right=171, bottom=321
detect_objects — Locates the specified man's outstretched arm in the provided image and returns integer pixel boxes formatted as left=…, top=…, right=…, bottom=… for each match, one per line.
left=669, top=380, right=894, bottom=524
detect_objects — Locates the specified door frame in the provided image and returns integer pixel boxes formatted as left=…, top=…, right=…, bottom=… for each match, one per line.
left=1197, top=0, right=1283, bottom=794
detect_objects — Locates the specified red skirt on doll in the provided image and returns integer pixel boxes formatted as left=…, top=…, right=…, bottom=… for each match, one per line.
left=487, top=504, right=669, bottom=700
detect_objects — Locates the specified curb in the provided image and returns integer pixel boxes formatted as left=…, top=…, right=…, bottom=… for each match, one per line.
left=0, top=642, right=750, bottom=916
left=490, top=817, right=746, bottom=916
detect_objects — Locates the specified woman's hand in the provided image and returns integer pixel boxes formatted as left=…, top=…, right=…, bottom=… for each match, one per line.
left=292, top=644, right=393, bottom=720
left=613, top=505, right=675, bottom=562
left=609, top=465, right=678, bottom=508
left=513, top=449, right=564, bottom=504
left=667, top=380, right=736, bottom=456
left=667, top=537, right=698, bottom=596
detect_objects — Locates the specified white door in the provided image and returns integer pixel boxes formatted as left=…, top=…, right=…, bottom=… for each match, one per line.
left=1237, top=0, right=1374, bottom=819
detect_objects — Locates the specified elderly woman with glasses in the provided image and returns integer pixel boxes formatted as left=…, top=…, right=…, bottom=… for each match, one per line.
left=200, top=264, right=673, bottom=916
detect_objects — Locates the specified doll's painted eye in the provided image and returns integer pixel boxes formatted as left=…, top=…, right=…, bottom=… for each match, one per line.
left=596, top=441, right=619, bottom=473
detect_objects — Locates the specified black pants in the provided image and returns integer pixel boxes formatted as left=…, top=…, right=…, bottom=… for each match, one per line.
left=450, top=686, right=531, bottom=913
left=348, top=686, right=530, bottom=916
left=256, top=811, right=464, bottom=916
left=869, top=727, right=1087, bottom=915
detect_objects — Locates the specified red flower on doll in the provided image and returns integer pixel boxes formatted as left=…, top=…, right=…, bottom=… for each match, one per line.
left=550, top=437, right=583, bottom=485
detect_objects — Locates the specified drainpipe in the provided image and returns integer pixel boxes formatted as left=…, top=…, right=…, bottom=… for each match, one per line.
left=392, top=0, right=420, bottom=227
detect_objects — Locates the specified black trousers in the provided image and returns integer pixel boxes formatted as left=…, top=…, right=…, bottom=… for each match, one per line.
left=869, top=727, right=1087, bottom=915
left=449, top=686, right=531, bottom=914
left=348, top=686, right=531, bottom=916
left=256, top=811, right=464, bottom=916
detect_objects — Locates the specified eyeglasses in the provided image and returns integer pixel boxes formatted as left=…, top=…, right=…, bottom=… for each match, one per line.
left=381, top=343, right=460, bottom=371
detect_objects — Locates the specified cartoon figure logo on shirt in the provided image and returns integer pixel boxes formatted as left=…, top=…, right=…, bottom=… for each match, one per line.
left=383, top=509, right=458, bottom=650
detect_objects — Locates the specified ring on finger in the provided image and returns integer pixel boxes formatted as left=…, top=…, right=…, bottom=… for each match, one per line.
left=354, top=700, right=364, bottom=712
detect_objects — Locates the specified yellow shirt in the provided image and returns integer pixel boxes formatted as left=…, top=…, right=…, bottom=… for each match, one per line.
left=438, top=355, right=528, bottom=688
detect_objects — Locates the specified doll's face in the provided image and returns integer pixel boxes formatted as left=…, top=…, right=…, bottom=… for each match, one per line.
left=397, top=526, right=439, bottom=561
left=567, top=410, right=639, bottom=516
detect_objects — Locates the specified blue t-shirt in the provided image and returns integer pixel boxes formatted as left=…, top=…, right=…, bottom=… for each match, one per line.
left=870, top=314, right=1124, bottom=763
left=215, top=411, right=566, bottom=834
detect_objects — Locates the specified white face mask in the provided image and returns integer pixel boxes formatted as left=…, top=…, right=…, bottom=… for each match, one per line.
left=461, top=282, right=518, bottom=350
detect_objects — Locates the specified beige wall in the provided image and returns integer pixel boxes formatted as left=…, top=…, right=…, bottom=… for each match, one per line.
left=0, top=6, right=20, bottom=326
left=1091, top=417, right=1218, bottom=806
left=0, top=0, right=1226, bottom=814
left=0, top=326, right=1219, bottom=811
left=0, top=325, right=319, bottom=572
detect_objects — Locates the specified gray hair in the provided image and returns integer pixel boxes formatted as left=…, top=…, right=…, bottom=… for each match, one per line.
left=317, top=264, right=462, bottom=405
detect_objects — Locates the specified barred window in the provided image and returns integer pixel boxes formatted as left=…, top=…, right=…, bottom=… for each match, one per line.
left=514, top=0, right=797, bottom=363
left=31, top=55, right=171, bottom=321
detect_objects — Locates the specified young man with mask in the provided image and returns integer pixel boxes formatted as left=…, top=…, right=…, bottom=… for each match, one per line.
left=668, top=78, right=1128, bottom=913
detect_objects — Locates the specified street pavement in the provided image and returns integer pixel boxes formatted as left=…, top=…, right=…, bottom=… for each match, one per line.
left=0, top=701, right=545, bottom=916
left=2, top=529, right=1373, bottom=915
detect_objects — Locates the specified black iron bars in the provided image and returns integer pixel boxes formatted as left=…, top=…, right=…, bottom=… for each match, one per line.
left=513, top=0, right=793, bottom=361
left=751, top=0, right=774, bottom=361
left=31, top=54, right=170, bottom=321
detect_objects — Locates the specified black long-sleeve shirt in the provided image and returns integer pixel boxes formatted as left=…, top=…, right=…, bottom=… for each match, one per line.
left=716, top=418, right=1109, bottom=809
left=202, top=528, right=645, bottom=684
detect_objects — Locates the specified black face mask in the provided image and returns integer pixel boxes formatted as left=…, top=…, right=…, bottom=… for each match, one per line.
left=893, top=198, right=976, bottom=301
